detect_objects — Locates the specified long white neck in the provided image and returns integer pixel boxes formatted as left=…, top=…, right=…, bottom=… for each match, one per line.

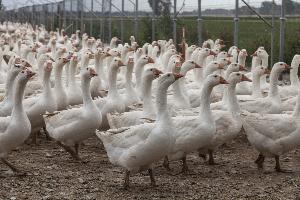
left=268, top=69, right=280, bottom=98
left=37, top=58, right=46, bottom=81
left=4, top=71, right=18, bottom=99
left=22, top=50, right=30, bottom=59
left=238, top=56, right=246, bottom=66
left=203, top=66, right=217, bottom=78
left=194, top=53, right=206, bottom=83
left=260, top=56, right=269, bottom=84
left=252, top=72, right=263, bottom=98
left=290, top=58, right=300, bottom=87
left=227, top=83, right=241, bottom=115
left=134, top=61, right=146, bottom=87
left=81, top=56, right=90, bottom=68
left=108, top=66, right=119, bottom=98
left=125, top=63, right=135, bottom=92
left=155, top=83, right=171, bottom=124
left=199, top=81, right=214, bottom=123
left=69, top=61, right=78, bottom=85
left=142, top=76, right=155, bottom=116
left=81, top=75, right=94, bottom=109
left=11, top=78, right=27, bottom=119
left=54, top=63, right=64, bottom=89
left=251, top=57, right=261, bottom=73
left=95, top=56, right=106, bottom=82
left=42, top=70, right=52, bottom=99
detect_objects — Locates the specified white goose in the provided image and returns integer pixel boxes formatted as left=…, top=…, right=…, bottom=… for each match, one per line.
left=24, top=60, right=56, bottom=143
left=0, top=57, right=24, bottom=117
left=241, top=91, right=300, bottom=172
left=239, top=62, right=290, bottom=114
left=96, top=73, right=183, bottom=188
left=95, top=57, right=126, bottom=130
left=44, top=67, right=101, bottom=161
left=201, top=72, right=252, bottom=165
left=0, top=67, right=35, bottom=174
left=164, top=74, right=228, bottom=173
left=107, top=67, right=162, bottom=129
left=53, top=57, right=70, bottom=110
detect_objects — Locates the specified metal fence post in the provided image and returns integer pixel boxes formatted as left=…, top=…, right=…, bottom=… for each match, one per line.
left=197, top=0, right=202, bottom=45
left=121, top=0, right=124, bottom=41
left=279, top=0, right=286, bottom=61
left=134, top=0, right=138, bottom=41
left=63, top=0, right=66, bottom=28
left=80, top=0, right=84, bottom=33
left=173, top=0, right=177, bottom=44
left=234, top=0, right=239, bottom=47
left=109, top=0, right=112, bottom=40
left=90, top=0, right=94, bottom=36
left=101, top=0, right=105, bottom=40
left=271, top=0, right=275, bottom=67
left=151, top=0, right=156, bottom=41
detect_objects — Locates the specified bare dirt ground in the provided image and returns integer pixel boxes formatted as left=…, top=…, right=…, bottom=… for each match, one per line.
left=1, top=134, right=300, bottom=200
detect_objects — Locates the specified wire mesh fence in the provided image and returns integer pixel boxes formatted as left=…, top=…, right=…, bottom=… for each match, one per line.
left=1, top=0, right=300, bottom=65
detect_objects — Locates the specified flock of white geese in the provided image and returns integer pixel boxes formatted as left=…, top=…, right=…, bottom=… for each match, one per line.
left=1, top=22, right=300, bottom=189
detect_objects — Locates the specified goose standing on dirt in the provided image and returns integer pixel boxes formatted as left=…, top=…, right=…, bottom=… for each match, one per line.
left=44, top=67, right=101, bottom=161
left=0, top=67, right=35, bottom=174
left=96, top=73, right=183, bottom=188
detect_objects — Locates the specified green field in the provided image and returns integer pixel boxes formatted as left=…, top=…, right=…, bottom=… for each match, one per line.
left=60, top=16, right=300, bottom=66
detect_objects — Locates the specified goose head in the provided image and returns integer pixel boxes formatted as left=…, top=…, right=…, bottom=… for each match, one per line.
left=25, top=45, right=37, bottom=53
left=18, top=68, right=36, bottom=83
left=144, top=68, right=163, bottom=80
left=44, top=60, right=53, bottom=73
left=137, top=55, right=154, bottom=66
left=206, top=61, right=224, bottom=73
left=227, top=63, right=247, bottom=73
left=228, top=72, right=252, bottom=85
left=239, top=49, right=248, bottom=58
left=11, top=62, right=24, bottom=75
left=81, top=66, right=97, bottom=79
left=56, top=57, right=70, bottom=67
left=157, top=72, right=184, bottom=89
left=206, top=74, right=229, bottom=87
left=111, top=57, right=125, bottom=70
left=95, top=48, right=109, bottom=59
left=70, top=54, right=79, bottom=65
left=272, top=62, right=291, bottom=73
left=108, top=48, right=121, bottom=57
left=180, top=60, right=201, bottom=75
left=200, top=48, right=216, bottom=57
left=253, top=66, right=270, bottom=78
left=291, top=54, right=300, bottom=66
left=135, top=48, right=143, bottom=57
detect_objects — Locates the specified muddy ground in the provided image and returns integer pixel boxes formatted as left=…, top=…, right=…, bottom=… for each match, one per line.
left=1, top=134, right=300, bottom=200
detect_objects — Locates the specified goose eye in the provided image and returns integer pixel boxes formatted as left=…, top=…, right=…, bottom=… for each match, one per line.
left=214, top=75, right=218, bottom=78
left=280, top=63, right=283, bottom=65
left=150, top=69, right=153, bottom=71
left=21, top=71, right=24, bottom=73
left=236, top=73, right=240, bottom=76
left=261, top=67, right=263, bottom=69
left=86, top=67, right=88, bottom=70
left=167, top=74, right=170, bottom=77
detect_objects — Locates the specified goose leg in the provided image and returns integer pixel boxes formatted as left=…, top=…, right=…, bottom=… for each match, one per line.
left=198, top=151, right=207, bottom=161
left=208, top=149, right=217, bottom=165
left=1, top=158, right=18, bottom=172
left=124, top=170, right=130, bottom=189
left=43, top=126, right=52, bottom=141
left=1, top=158, right=25, bottom=176
left=74, top=143, right=80, bottom=156
left=275, top=155, right=291, bottom=173
left=148, top=168, right=156, bottom=187
left=57, top=141, right=80, bottom=161
left=181, top=156, right=189, bottom=174
left=162, top=156, right=172, bottom=171
left=255, top=154, right=265, bottom=169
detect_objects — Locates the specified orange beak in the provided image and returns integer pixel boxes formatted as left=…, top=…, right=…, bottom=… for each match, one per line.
left=219, top=76, right=229, bottom=84
left=239, top=65, right=248, bottom=71
left=241, top=74, right=252, bottom=82
left=47, top=47, right=51, bottom=52
left=153, top=68, right=163, bottom=76
left=227, top=54, right=233, bottom=57
left=194, top=63, right=202, bottom=68
left=264, top=68, right=271, bottom=74
left=210, top=50, right=217, bottom=56
left=174, top=73, right=184, bottom=80
left=105, top=52, right=111, bottom=57
left=284, top=63, right=292, bottom=69
left=63, top=57, right=70, bottom=63
left=46, top=62, right=53, bottom=70
left=148, top=57, right=155, bottom=64
left=227, top=60, right=232, bottom=65
left=218, top=63, right=224, bottom=69
left=89, top=53, right=95, bottom=59
left=118, top=60, right=125, bottom=67
left=251, top=52, right=257, bottom=57
left=90, top=68, right=98, bottom=77
left=243, top=51, right=248, bottom=56
left=26, top=70, right=36, bottom=78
